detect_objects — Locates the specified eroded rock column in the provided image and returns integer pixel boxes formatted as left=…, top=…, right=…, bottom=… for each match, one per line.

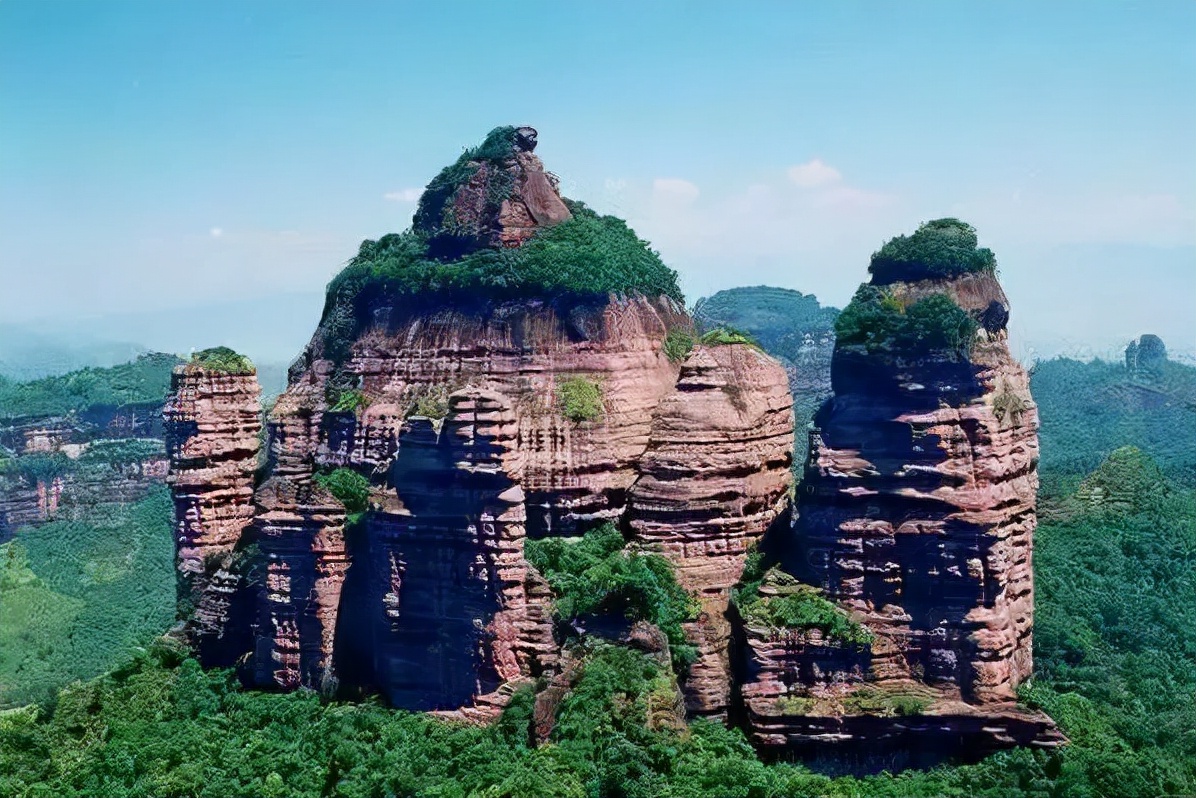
left=628, top=343, right=794, bottom=717
left=164, top=362, right=261, bottom=641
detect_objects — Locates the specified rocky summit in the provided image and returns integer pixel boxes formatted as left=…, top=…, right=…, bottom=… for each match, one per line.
left=165, top=134, right=1056, bottom=760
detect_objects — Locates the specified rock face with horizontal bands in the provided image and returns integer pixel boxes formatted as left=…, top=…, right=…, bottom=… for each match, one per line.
left=236, top=292, right=696, bottom=713
left=162, top=364, right=261, bottom=647
left=628, top=343, right=794, bottom=717
left=741, top=268, right=1057, bottom=754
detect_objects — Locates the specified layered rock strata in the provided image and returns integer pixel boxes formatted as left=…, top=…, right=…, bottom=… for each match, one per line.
left=245, top=294, right=689, bottom=709
left=163, top=364, right=261, bottom=644
left=628, top=343, right=794, bottom=716
left=745, top=269, right=1056, bottom=752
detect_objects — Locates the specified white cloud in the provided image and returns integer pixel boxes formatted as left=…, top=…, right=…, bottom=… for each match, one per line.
left=652, top=178, right=700, bottom=204
left=209, top=227, right=223, bottom=238
left=787, top=158, right=842, bottom=188
left=383, top=188, right=423, bottom=203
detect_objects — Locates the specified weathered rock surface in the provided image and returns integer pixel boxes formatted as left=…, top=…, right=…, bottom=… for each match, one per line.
left=415, top=125, right=571, bottom=257
left=629, top=343, right=794, bottom=716
left=163, top=364, right=261, bottom=645
left=242, top=293, right=688, bottom=708
left=746, top=269, right=1055, bottom=753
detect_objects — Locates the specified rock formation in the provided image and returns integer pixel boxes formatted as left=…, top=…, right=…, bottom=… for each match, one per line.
left=165, top=139, right=1056, bottom=764
left=628, top=343, right=794, bottom=717
left=739, top=220, right=1060, bottom=754
left=163, top=359, right=261, bottom=648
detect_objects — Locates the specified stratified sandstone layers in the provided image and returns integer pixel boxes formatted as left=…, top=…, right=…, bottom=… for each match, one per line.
left=163, top=363, right=261, bottom=642
left=742, top=261, right=1058, bottom=752
left=628, top=343, right=794, bottom=717
left=246, top=293, right=689, bottom=710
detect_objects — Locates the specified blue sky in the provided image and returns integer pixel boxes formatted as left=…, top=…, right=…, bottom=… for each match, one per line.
left=1, top=1, right=1193, bottom=362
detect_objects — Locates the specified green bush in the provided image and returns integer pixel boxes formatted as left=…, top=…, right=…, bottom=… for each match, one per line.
left=868, top=217, right=997, bottom=283
left=191, top=346, right=255, bottom=375
left=557, top=376, right=603, bottom=423
left=662, top=329, right=695, bottom=363
left=698, top=326, right=759, bottom=348
left=834, top=285, right=979, bottom=356
left=735, top=568, right=873, bottom=646
left=329, top=388, right=368, bottom=413
left=525, top=524, right=699, bottom=673
left=313, top=468, right=371, bottom=517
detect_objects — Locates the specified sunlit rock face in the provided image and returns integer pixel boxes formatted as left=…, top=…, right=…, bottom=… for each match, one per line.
left=628, top=343, right=794, bottom=718
left=742, top=267, right=1057, bottom=756
left=162, top=364, right=261, bottom=658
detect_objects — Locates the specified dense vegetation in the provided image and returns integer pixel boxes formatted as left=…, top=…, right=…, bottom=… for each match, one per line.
left=189, top=347, right=254, bottom=375
left=525, top=525, right=699, bottom=672
left=313, top=468, right=371, bottom=519
left=0, top=353, right=181, bottom=420
left=0, top=489, right=174, bottom=709
left=834, top=286, right=979, bottom=357
left=320, top=202, right=684, bottom=362
left=328, top=203, right=682, bottom=307
left=734, top=564, right=873, bottom=646
left=556, top=376, right=604, bottom=424
left=1031, top=354, right=1196, bottom=488
left=867, top=218, right=997, bottom=284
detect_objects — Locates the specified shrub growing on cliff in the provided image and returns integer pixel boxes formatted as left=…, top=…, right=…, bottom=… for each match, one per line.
left=868, top=217, right=997, bottom=284
left=662, top=329, right=694, bottom=363
left=313, top=468, right=371, bottom=517
left=699, top=326, right=759, bottom=348
left=735, top=568, right=873, bottom=646
left=524, top=524, right=699, bottom=672
left=191, top=346, right=255, bottom=375
left=834, top=286, right=979, bottom=356
left=557, top=376, right=603, bottom=423
left=329, top=389, right=368, bottom=414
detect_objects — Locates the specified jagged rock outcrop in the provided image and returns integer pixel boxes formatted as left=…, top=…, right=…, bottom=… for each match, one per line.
left=741, top=225, right=1058, bottom=754
left=163, top=362, right=261, bottom=644
left=415, top=125, right=571, bottom=258
left=628, top=343, right=794, bottom=717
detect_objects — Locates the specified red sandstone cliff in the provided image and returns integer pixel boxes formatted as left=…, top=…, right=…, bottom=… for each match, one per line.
left=163, top=362, right=261, bottom=645
left=628, top=343, right=794, bottom=717
left=739, top=268, right=1060, bottom=752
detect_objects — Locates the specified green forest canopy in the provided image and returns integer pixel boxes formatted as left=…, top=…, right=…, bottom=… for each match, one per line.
left=0, top=353, right=181, bottom=420
left=868, top=217, right=997, bottom=284
left=834, top=286, right=979, bottom=356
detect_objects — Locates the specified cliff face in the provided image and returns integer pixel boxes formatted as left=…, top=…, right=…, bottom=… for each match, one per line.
left=163, top=363, right=261, bottom=650
left=247, top=293, right=691, bottom=709
left=741, top=264, right=1057, bottom=753
left=628, top=343, right=794, bottom=717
